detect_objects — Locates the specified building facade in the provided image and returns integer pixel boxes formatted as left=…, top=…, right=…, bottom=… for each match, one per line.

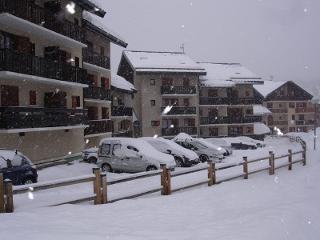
left=117, top=51, right=206, bottom=138
left=198, top=63, right=271, bottom=139
left=254, top=81, right=315, bottom=134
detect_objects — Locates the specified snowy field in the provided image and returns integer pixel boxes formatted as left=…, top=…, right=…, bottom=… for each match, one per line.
left=1, top=134, right=319, bottom=239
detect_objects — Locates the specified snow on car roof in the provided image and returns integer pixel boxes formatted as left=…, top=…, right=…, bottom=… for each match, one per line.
left=198, top=62, right=262, bottom=87
left=111, top=74, right=136, bottom=92
left=123, top=50, right=206, bottom=73
left=173, top=133, right=194, bottom=142
left=0, top=150, right=18, bottom=160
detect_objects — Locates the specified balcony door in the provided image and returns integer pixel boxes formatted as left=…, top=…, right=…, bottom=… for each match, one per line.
left=1, top=85, right=19, bottom=106
left=88, top=107, right=99, bottom=120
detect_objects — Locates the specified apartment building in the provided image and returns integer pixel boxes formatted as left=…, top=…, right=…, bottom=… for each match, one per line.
left=111, top=74, right=136, bottom=138
left=198, top=63, right=271, bottom=139
left=0, top=0, right=114, bottom=162
left=254, top=81, right=315, bottom=133
left=117, top=51, right=206, bottom=138
left=82, top=11, right=127, bottom=148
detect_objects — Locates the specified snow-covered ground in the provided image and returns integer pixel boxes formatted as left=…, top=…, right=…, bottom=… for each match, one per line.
left=1, top=134, right=319, bottom=239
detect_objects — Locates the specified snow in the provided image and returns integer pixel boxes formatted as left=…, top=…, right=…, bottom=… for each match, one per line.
left=199, top=62, right=262, bottom=87
left=254, top=80, right=285, bottom=98
left=111, top=74, right=135, bottom=92
left=253, top=104, right=272, bottom=115
left=254, top=122, right=271, bottom=135
left=1, top=134, right=319, bottom=239
left=123, top=51, right=206, bottom=73
left=82, top=11, right=127, bottom=46
left=173, top=132, right=194, bottom=142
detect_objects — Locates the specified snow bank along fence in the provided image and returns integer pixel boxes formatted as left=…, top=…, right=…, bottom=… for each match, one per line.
left=0, top=147, right=306, bottom=213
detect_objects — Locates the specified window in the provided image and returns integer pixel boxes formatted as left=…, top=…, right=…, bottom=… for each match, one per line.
left=72, top=96, right=80, bottom=108
left=299, top=115, right=304, bottom=121
left=74, top=18, right=79, bottom=26
left=101, top=77, right=110, bottom=89
left=150, top=100, right=156, bottom=106
left=88, top=74, right=98, bottom=86
left=267, top=103, right=273, bottom=109
left=246, top=108, right=253, bottom=115
left=74, top=57, right=79, bottom=67
left=162, top=77, right=173, bottom=86
left=1, top=85, right=19, bottom=107
left=12, top=154, right=24, bottom=167
left=100, top=144, right=111, bottom=156
left=289, top=102, right=295, bottom=108
left=150, top=79, right=156, bottom=86
left=193, top=141, right=207, bottom=149
left=246, top=127, right=253, bottom=134
left=208, top=89, right=218, bottom=98
left=112, top=144, right=121, bottom=155
left=164, top=98, right=178, bottom=106
left=127, top=146, right=139, bottom=152
left=292, top=115, right=295, bottom=120
left=184, top=118, right=195, bottom=127
left=183, top=98, right=190, bottom=107
left=102, top=107, right=109, bottom=119
left=151, top=121, right=160, bottom=127
left=29, top=90, right=37, bottom=105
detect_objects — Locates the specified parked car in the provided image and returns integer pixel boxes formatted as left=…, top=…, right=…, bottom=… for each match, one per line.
left=224, top=137, right=258, bottom=150
left=141, top=137, right=200, bottom=167
left=82, top=147, right=98, bottom=163
left=235, top=136, right=266, bottom=148
left=204, top=138, right=233, bottom=156
left=97, top=138, right=176, bottom=173
left=0, top=150, right=38, bottom=185
left=173, top=134, right=226, bottom=162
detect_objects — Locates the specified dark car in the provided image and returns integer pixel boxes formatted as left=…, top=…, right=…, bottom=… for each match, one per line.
left=0, top=150, right=38, bottom=185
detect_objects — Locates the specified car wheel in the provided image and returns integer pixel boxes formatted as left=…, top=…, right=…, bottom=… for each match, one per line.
left=146, top=166, right=157, bottom=171
left=199, top=154, right=209, bottom=163
left=88, top=157, right=97, bottom=164
left=174, top=157, right=184, bottom=167
left=23, top=178, right=35, bottom=185
left=101, top=164, right=112, bottom=172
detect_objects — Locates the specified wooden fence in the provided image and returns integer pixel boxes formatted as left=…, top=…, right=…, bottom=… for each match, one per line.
left=0, top=147, right=306, bottom=214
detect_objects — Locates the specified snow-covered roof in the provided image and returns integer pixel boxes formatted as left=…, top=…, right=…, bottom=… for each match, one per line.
left=253, top=81, right=285, bottom=98
left=112, top=74, right=135, bottom=92
left=198, top=62, right=262, bottom=87
left=254, top=123, right=271, bottom=135
left=82, top=11, right=127, bottom=48
left=253, top=105, right=272, bottom=116
left=123, top=51, right=206, bottom=73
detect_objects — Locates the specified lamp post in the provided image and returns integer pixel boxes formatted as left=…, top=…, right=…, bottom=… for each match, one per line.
left=311, top=98, right=319, bottom=151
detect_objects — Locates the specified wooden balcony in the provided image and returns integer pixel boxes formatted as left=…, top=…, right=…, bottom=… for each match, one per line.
left=161, top=86, right=197, bottom=95
left=83, top=49, right=110, bottom=69
left=199, top=97, right=261, bottom=105
left=162, top=127, right=197, bottom=136
left=0, top=0, right=85, bottom=42
left=0, top=107, right=88, bottom=130
left=84, top=119, right=112, bottom=136
left=161, top=106, right=197, bottom=115
left=200, top=116, right=262, bottom=125
left=112, top=106, right=133, bottom=117
left=0, top=49, right=88, bottom=85
left=83, top=86, right=111, bottom=101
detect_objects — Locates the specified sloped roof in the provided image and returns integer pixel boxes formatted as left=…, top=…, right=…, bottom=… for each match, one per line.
left=112, top=74, right=135, bottom=92
left=198, top=62, right=262, bottom=87
left=123, top=51, right=206, bottom=73
left=253, top=81, right=286, bottom=98
left=83, top=11, right=127, bottom=48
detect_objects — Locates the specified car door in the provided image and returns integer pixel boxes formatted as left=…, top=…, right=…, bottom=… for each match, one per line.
left=122, top=145, right=144, bottom=172
left=112, top=143, right=125, bottom=171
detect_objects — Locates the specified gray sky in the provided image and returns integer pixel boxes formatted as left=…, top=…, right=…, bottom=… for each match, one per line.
left=98, top=0, right=319, bottom=93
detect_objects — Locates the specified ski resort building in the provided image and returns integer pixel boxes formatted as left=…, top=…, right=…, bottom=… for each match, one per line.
left=254, top=81, right=315, bottom=134
left=198, top=62, right=271, bottom=139
left=117, top=51, right=206, bottom=138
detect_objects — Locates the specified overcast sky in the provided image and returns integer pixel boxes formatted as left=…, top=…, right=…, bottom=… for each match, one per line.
left=97, top=0, right=319, bottom=93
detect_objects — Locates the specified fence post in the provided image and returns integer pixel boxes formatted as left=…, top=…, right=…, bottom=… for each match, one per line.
left=288, top=149, right=292, bottom=171
left=100, top=173, right=108, bottom=204
left=207, top=160, right=213, bottom=186
left=269, top=151, right=275, bottom=175
left=4, top=179, right=13, bottom=213
left=161, top=164, right=171, bottom=195
left=0, top=174, right=4, bottom=213
left=93, top=168, right=102, bottom=205
left=302, top=145, right=307, bottom=166
left=243, top=157, right=248, bottom=179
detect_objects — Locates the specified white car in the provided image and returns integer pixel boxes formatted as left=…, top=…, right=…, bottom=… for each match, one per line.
left=141, top=137, right=200, bottom=167
left=82, top=147, right=98, bottom=163
left=97, top=138, right=176, bottom=173
left=204, top=138, right=233, bottom=156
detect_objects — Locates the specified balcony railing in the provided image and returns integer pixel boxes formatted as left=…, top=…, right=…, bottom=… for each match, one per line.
left=161, top=106, right=197, bottom=115
left=200, top=116, right=262, bottom=125
left=84, top=120, right=112, bottom=136
left=162, top=127, right=197, bottom=136
left=83, top=86, right=111, bottom=101
left=296, top=120, right=315, bottom=126
left=271, top=121, right=288, bottom=126
left=0, top=107, right=88, bottom=130
left=0, top=0, right=85, bottom=42
left=295, top=107, right=315, bottom=113
left=161, top=86, right=197, bottom=95
left=0, top=49, right=88, bottom=85
left=83, top=49, right=110, bottom=69
left=199, top=97, right=261, bottom=105
left=112, top=106, right=133, bottom=117
left=270, top=108, right=288, bottom=114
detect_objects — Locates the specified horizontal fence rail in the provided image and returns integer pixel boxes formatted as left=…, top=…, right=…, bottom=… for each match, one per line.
left=0, top=146, right=307, bottom=214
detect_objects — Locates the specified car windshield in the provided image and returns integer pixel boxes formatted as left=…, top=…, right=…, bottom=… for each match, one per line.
left=193, top=141, right=208, bottom=149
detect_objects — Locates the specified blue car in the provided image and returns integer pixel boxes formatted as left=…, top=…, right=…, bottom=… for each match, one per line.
left=0, top=150, right=38, bottom=185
